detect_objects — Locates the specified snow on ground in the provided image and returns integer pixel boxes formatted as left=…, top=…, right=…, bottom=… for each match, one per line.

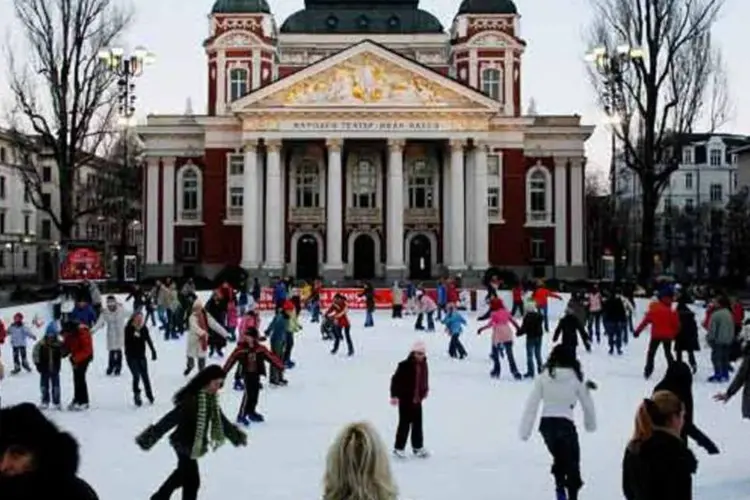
left=1, top=297, right=749, bottom=500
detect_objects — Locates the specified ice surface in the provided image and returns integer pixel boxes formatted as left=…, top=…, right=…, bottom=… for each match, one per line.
left=1, top=295, right=749, bottom=499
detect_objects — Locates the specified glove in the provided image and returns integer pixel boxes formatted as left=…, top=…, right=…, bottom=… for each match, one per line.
left=585, top=345, right=592, bottom=353
left=152, top=352, right=157, bottom=361
left=236, top=431, right=248, bottom=447
left=585, top=380, right=598, bottom=390
left=135, top=428, right=156, bottom=451
left=704, top=442, right=720, bottom=455
left=390, top=398, right=399, bottom=406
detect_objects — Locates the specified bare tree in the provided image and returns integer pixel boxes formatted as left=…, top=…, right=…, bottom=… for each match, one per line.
left=4, top=0, right=132, bottom=240
left=587, top=0, right=730, bottom=282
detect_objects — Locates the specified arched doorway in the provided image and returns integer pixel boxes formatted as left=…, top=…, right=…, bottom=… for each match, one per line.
left=353, top=234, right=376, bottom=280
left=409, top=234, right=432, bottom=280
left=296, top=235, right=319, bottom=280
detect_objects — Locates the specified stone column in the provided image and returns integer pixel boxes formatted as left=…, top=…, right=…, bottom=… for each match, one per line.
left=216, top=50, right=226, bottom=114
left=145, top=157, right=159, bottom=264
left=449, top=139, right=466, bottom=270
left=161, top=158, right=175, bottom=265
left=473, top=143, right=489, bottom=271
left=569, top=158, right=584, bottom=266
left=264, top=140, right=283, bottom=271
left=325, top=138, right=344, bottom=273
left=441, top=146, right=451, bottom=266
left=386, top=139, right=405, bottom=274
left=464, top=148, right=476, bottom=265
left=504, top=51, right=514, bottom=115
left=255, top=148, right=264, bottom=264
left=242, top=141, right=259, bottom=269
left=554, top=157, right=568, bottom=267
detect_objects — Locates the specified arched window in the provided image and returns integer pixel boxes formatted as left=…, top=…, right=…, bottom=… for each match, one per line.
left=229, top=68, right=248, bottom=101
left=178, top=165, right=202, bottom=222
left=526, top=165, right=552, bottom=225
left=481, top=68, right=503, bottom=101
left=295, top=160, right=320, bottom=207
left=351, top=159, right=377, bottom=208
left=407, top=160, right=435, bottom=209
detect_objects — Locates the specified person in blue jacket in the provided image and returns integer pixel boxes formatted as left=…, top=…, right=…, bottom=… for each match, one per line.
left=69, top=300, right=96, bottom=328
left=264, top=309, right=289, bottom=387
left=272, top=280, right=287, bottom=312
left=442, top=303, right=468, bottom=359
left=436, top=281, right=447, bottom=320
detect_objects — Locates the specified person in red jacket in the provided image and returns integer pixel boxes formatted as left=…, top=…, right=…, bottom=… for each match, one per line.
left=532, top=281, right=562, bottom=332
left=634, top=290, right=680, bottom=379
left=62, top=321, right=94, bottom=410
left=731, top=298, right=744, bottom=337
left=327, top=294, right=353, bottom=356
left=511, top=283, right=525, bottom=317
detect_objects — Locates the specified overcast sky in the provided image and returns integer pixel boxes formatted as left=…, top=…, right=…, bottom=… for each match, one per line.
left=0, top=0, right=747, bottom=176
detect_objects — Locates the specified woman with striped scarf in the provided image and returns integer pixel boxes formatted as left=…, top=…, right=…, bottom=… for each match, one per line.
left=135, top=365, right=247, bottom=500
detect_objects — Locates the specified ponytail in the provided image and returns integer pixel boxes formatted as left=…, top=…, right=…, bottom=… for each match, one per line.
left=628, top=390, right=684, bottom=451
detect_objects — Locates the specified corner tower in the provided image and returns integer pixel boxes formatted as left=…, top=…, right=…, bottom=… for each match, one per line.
left=450, top=0, right=525, bottom=116
left=205, top=0, right=278, bottom=116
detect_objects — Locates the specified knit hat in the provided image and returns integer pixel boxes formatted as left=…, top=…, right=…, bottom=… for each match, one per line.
left=13, top=312, right=23, bottom=323
left=282, top=300, right=295, bottom=311
left=411, top=340, right=427, bottom=354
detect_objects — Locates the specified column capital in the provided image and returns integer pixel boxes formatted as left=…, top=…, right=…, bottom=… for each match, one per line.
left=265, top=139, right=282, bottom=152
left=244, top=140, right=258, bottom=152
left=473, top=140, right=490, bottom=152
left=388, top=139, right=405, bottom=152
left=553, top=155, right=570, bottom=168
left=449, top=138, right=466, bottom=151
left=326, top=138, right=343, bottom=152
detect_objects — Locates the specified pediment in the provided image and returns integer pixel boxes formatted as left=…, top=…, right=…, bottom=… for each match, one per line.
left=232, top=41, right=500, bottom=112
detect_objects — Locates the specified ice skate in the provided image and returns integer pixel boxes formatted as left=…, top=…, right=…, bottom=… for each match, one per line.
left=233, top=379, right=244, bottom=391
left=248, top=412, right=265, bottom=422
left=39, top=402, right=49, bottom=410
left=392, top=449, right=407, bottom=459
left=237, top=415, right=251, bottom=427
left=413, top=448, right=430, bottom=458
left=134, top=393, right=143, bottom=407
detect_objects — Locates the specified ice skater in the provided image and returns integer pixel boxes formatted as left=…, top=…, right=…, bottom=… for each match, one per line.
left=415, top=291, right=437, bottom=332
left=92, top=295, right=127, bottom=376
left=124, top=311, right=158, bottom=407
left=390, top=341, right=430, bottom=459
left=553, top=307, right=591, bottom=354
left=8, top=313, right=36, bottom=374
left=634, top=289, right=679, bottom=379
left=516, top=298, right=545, bottom=378
left=442, top=302, right=467, bottom=359
left=327, top=294, right=354, bottom=356
left=478, top=297, right=521, bottom=379
left=32, top=324, right=64, bottom=409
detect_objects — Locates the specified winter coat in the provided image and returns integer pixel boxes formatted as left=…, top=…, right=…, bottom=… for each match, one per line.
left=63, top=327, right=93, bottom=365
left=88, top=282, right=102, bottom=306
left=675, top=305, right=700, bottom=352
left=93, top=304, right=127, bottom=351
left=8, top=323, right=34, bottom=347
left=654, top=362, right=718, bottom=454
left=223, top=341, right=284, bottom=377
left=326, top=302, right=350, bottom=328
left=33, top=338, right=64, bottom=374
left=602, top=295, right=628, bottom=323
left=481, top=308, right=516, bottom=344
left=517, top=311, right=544, bottom=339
left=124, top=323, right=156, bottom=360
left=156, top=285, right=170, bottom=308
left=725, top=350, right=750, bottom=419
left=532, top=287, right=561, bottom=308
left=553, top=314, right=590, bottom=350
left=390, top=355, right=429, bottom=405
left=69, top=304, right=96, bottom=328
left=265, top=313, right=288, bottom=346
left=135, top=393, right=245, bottom=458
left=437, top=284, right=447, bottom=305
left=635, top=299, right=680, bottom=341
left=126, top=288, right=145, bottom=311
left=187, top=313, right=210, bottom=359
left=588, top=292, right=602, bottom=312
left=391, top=285, right=403, bottom=305
left=622, top=430, right=697, bottom=500
left=519, top=367, right=597, bottom=441
left=442, top=311, right=467, bottom=336
left=166, top=288, right=180, bottom=312
left=359, top=286, right=375, bottom=312
left=707, top=308, right=735, bottom=346
left=512, top=286, right=523, bottom=303
left=237, top=314, right=260, bottom=337
left=567, top=298, right=588, bottom=326
left=0, top=414, right=98, bottom=500
left=419, top=295, right=437, bottom=313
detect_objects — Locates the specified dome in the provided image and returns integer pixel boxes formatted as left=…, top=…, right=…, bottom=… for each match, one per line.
left=211, top=0, right=271, bottom=14
left=457, top=0, right=518, bottom=15
left=280, top=8, right=443, bottom=34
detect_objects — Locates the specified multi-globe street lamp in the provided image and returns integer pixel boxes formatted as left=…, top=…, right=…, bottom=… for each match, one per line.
left=585, top=44, right=643, bottom=281
left=98, top=46, right=154, bottom=281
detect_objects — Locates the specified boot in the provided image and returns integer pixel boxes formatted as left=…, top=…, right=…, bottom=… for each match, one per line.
left=248, top=412, right=265, bottom=422
left=555, top=489, right=567, bottom=500
left=22, top=362, right=32, bottom=372
left=134, top=393, right=142, bottom=407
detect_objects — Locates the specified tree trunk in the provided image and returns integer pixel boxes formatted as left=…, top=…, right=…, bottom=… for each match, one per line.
left=639, top=184, right=658, bottom=284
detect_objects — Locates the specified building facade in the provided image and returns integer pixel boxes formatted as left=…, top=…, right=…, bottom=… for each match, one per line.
left=139, top=0, right=593, bottom=282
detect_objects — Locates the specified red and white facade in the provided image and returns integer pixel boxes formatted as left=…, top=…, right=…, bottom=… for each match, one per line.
left=139, top=5, right=593, bottom=281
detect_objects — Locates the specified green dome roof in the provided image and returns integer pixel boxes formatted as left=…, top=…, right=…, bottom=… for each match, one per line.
left=280, top=8, right=443, bottom=33
left=457, top=0, right=518, bottom=15
left=211, top=0, right=270, bottom=14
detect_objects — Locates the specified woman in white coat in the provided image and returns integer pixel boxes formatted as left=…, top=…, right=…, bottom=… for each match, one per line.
left=519, top=344, right=597, bottom=500
left=185, top=300, right=229, bottom=376
left=93, top=296, right=128, bottom=376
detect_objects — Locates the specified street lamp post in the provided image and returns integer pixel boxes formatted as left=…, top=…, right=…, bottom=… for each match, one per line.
left=98, top=46, right=154, bottom=282
left=585, top=44, right=643, bottom=282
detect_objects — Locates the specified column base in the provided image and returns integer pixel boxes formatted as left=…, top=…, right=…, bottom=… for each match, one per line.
left=322, top=264, right=345, bottom=284
left=385, top=265, right=406, bottom=283
left=261, top=262, right=285, bottom=279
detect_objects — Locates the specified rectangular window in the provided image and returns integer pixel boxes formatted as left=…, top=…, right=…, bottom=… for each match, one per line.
left=0, top=250, right=4, bottom=267
left=41, top=219, right=51, bottom=240
left=734, top=172, right=738, bottom=190
left=685, top=198, right=694, bottom=211
left=487, top=155, right=500, bottom=176
left=24, top=188, right=31, bottom=204
left=710, top=183, right=722, bottom=202
left=229, top=154, right=244, bottom=176
left=0, top=147, right=5, bottom=164
left=42, top=166, right=51, bottom=182
left=229, top=186, right=243, bottom=208
left=22, top=250, right=28, bottom=269
left=684, top=173, right=693, bottom=189
left=42, top=193, right=51, bottom=209
left=487, top=186, right=500, bottom=218
left=295, top=163, right=320, bottom=208
left=0, top=176, right=5, bottom=199
left=0, top=212, right=5, bottom=234
left=682, top=148, right=693, bottom=165
left=23, top=214, right=29, bottom=235
left=182, top=237, right=198, bottom=260
left=531, top=239, right=546, bottom=261
left=710, top=149, right=722, bottom=166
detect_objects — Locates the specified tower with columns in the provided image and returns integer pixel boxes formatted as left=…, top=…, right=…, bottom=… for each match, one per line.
left=139, top=0, right=593, bottom=282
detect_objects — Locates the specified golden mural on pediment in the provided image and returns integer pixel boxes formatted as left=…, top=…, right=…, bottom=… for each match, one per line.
left=277, top=53, right=469, bottom=107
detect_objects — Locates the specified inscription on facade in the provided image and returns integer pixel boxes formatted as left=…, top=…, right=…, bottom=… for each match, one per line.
left=285, top=121, right=445, bottom=132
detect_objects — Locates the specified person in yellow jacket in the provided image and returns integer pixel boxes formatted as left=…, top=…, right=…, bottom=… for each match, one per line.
left=283, top=301, right=302, bottom=369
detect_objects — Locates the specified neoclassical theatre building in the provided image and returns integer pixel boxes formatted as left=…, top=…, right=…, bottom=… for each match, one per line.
left=139, top=0, right=593, bottom=282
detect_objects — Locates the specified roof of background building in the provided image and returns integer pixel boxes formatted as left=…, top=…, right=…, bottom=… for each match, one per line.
left=211, top=0, right=271, bottom=14
left=457, top=0, right=518, bottom=15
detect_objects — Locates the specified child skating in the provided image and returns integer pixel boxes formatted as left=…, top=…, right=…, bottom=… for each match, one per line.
left=478, top=298, right=522, bottom=380
left=442, top=303, right=467, bottom=359
left=8, top=312, right=37, bottom=374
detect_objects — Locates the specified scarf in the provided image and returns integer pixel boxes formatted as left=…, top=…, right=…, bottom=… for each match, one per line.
left=191, top=390, right=226, bottom=459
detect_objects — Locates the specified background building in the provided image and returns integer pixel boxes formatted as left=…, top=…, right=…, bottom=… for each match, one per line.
left=139, top=0, right=594, bottom=282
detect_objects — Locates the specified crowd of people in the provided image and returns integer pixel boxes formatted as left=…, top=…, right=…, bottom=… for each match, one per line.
left=0, top=276, right=749, bottom=499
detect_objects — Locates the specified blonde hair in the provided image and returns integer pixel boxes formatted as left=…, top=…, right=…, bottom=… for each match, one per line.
left=323, top=421, right=398, bottom=500
left=628, top=390, right=684, bottom=451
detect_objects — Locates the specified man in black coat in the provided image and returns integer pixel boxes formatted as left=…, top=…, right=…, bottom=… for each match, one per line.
left=553, top=307, right=592, bottom=352
left=124, top=312, right=158, bottom=407
left=390, top=341, right=430, bottom=459
left=0, top=403, right=99, bottom=500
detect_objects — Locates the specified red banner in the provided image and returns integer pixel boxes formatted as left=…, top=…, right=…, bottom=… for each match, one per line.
left=59, top=246, right=106, bottom=282
left=256, top=287, right=471, bottom=310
